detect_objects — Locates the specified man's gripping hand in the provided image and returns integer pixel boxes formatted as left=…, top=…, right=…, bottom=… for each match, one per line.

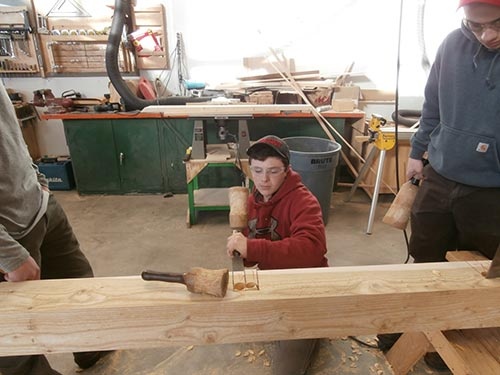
left=4, top=256, right=41, bottom=282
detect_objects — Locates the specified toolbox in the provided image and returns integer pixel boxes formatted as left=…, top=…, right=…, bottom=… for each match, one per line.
left=37, top=158, right=75, bottom=190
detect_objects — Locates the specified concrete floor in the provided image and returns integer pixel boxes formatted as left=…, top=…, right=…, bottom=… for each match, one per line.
left=46, top=188, right=452, bottom=375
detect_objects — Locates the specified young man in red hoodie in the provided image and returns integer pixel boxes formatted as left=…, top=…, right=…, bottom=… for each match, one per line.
left=226, top=135, right=328, bottom=375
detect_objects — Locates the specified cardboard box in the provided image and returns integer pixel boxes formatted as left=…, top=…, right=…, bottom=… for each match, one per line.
left=248, top=91, right=274, bottom=104
left=331, top=86, right=360, bottom=111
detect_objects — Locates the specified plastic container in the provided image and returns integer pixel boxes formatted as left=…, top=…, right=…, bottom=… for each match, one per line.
left=37, top=160, right=75, bottom=190
left=283, top=137, right=341, bottom=224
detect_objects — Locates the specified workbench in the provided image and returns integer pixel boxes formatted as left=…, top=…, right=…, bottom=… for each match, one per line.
left=42, top=106, right=364, bottom=195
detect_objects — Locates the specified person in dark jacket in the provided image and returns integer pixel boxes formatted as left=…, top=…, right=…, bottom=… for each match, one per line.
left=408, top=0, right=500, bottom=263
left=378, top=0, right=500, bottom=369
left=226, top=135, right=328, bottom=375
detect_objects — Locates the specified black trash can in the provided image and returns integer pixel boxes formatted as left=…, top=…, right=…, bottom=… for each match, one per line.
left=283, top=137, right=341, bottom=224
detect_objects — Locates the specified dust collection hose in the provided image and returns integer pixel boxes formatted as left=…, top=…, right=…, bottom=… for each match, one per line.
left=392, top=109, right=422, bottom=127
left=106, top=0, right=207, bottom=111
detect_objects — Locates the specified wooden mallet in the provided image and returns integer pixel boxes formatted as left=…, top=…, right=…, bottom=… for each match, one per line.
left=141, top=267, right=229, bottom=298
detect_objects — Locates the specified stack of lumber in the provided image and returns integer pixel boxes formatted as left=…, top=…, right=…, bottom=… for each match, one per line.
left=213, top=70, right=340, bottom=105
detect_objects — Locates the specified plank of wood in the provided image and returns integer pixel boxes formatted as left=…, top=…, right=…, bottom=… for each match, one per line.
left=237, top=70, right=320, bottom=82
left=443, top=328, right=500, bottom=374
left=424, top=331, right=474, bottom=375
left=141, top=104, right=312, bottom=115
left=388, top=328, right=500, bottom=375
left=446, top=250, right=489, bottom=262
left=385, top=332, right=430, bottom=375
left=0, top=261, right=498, bottom=356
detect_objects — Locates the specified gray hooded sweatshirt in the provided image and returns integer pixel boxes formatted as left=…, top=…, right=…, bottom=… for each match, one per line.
left=410, top=23, right=500, bottom=187
left=0, top=82, right=49, bottom=272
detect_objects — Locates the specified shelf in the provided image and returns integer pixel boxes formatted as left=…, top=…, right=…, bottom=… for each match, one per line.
left=185, top=143, right=251, bottom=227
left=193, top=188, right=230, bottom=207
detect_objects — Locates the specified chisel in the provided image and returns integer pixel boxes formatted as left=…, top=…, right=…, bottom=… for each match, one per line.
left=486, top=244, right=500, bottom=279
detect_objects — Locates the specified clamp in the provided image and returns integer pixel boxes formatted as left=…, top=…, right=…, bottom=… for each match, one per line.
left=367, top=114, right=395, bottom=151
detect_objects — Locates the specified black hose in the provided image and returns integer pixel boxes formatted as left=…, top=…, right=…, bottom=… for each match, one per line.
left=106, top=0, right=207, bottom=111
left=391, top=109, right=421, bottom=127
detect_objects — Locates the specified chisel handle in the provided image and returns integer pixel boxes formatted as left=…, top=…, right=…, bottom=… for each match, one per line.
left=141, top=270, right=185, bottom=284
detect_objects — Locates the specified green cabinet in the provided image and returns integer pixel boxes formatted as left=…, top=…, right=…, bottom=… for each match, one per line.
left=63, top=115, right=349, bottom=195
left=158, top=118, right=193, bottom=194
left=64, top=119, right=163, bottom=194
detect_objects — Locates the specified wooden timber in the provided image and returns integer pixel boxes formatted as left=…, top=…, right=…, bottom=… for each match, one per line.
left=0, top=261, right=499, bottom=357
left=387, top=328, right=500, bottom=375
left=386, top=251, right=499, bottom=375
left=446, top=250, right=488, bottom=262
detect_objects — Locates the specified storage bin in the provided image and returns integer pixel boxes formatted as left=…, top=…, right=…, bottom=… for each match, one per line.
left=283, top=137, right=341, bottom=225
left=37, top=160, right=75, bottom=190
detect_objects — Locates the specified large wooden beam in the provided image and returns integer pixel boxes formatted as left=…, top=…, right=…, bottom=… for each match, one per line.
left=1, top=261, right=499, bottom=356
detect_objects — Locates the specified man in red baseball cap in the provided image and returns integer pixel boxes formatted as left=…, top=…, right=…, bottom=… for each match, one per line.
left=379, top=0, right=500, bottom=370
left=459, top=0, right=500, bottom=7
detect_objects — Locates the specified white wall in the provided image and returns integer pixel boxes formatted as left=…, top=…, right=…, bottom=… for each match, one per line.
left=2, top=0, right=464, bottom=154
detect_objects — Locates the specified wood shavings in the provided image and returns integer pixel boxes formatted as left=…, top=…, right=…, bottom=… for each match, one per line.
left=234, top=346, right=270, bottom=368
left=186, top=345, right=194, bottom=351
left=370, top=363, right=384, bottom=374
left=242, top=349, right=255, bottom=358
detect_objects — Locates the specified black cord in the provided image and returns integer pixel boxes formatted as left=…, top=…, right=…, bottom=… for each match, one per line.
left=403, top=229, right=410, bottom=263
left=348, top=336, right=379, bottom=349
left=394, top=0, right=404, bottom=193
left=394, top=0, right=412, bottom=263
